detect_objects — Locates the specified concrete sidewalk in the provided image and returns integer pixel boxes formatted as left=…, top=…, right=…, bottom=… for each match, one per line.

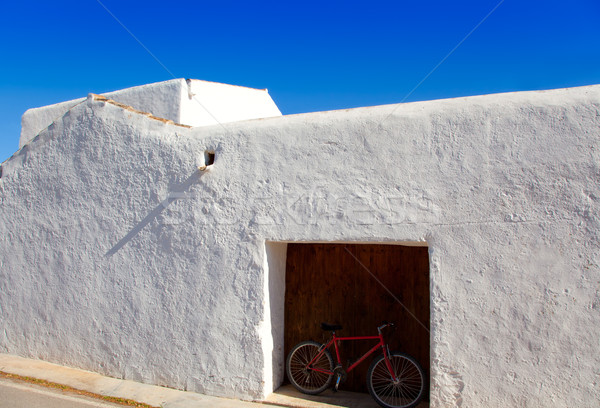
left=0, top=353, right=280, bottom=408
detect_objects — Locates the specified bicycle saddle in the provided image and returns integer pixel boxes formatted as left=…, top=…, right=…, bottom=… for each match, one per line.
left=321, top=322, right=343, bottom=331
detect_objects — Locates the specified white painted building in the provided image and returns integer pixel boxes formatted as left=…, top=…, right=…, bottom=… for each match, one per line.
left=1, top=79, right=599, bottom=407
left=19, top=79, right=282, bottom=147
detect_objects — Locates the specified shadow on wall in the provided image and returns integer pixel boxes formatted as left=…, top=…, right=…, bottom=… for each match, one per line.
left=105, top=169, right=205, bottom=257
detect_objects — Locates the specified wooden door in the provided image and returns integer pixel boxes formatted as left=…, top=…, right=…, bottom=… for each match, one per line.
left=284, top=243, right=429, bottom=393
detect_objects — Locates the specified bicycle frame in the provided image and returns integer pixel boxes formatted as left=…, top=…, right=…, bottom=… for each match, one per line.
left=307, top=330, right=398, bottom=381
left=287, top=322, right=425, bottom=407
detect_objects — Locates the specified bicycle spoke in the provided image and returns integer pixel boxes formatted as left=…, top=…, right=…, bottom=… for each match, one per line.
left=368, top=353, right=425, bottom=408
left=286, top=341, right=334, bottom=394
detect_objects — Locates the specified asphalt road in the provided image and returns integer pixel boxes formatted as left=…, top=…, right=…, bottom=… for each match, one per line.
left=0, top=377, right=125, bottom=408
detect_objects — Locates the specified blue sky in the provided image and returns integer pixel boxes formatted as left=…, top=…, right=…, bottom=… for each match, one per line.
left=1, top=0, right=599, bottom=162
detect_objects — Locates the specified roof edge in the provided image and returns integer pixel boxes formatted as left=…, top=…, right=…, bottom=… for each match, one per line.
left=89, top=94, right=192, bottom=128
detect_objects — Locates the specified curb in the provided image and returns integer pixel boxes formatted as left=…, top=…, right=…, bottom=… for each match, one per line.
left=0, top=354, right=274, bottom=408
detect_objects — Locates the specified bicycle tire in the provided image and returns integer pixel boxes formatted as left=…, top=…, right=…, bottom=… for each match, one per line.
left=286, top=340, right=334, bottom=395
left=367, top=352, right=426, bottom=408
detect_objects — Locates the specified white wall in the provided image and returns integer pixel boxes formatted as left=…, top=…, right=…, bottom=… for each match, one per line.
left=20, top=98, right=85, bottom=147
left=262, top=241, right=287, bottom=396
left=179, top=79, right=282, bottom=127
left=2, top=85, right=600, bottom=406
left=19, top=79, right=281, bottom=148
left=19, top=79, right=186, bottom=148
left=103, top=79, right=184, bottom=125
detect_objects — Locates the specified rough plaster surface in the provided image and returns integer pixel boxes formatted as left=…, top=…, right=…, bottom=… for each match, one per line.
left=1, top=85, right=600, bottom=406
left=19, top=79, right=281, bottom=147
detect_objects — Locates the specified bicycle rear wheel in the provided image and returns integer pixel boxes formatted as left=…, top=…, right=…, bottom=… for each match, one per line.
left=367, top=352, right=425, bottom=408
left=286, top=340, right=334, bottom=395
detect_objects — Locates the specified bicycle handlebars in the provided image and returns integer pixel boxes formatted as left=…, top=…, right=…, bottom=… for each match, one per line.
left=377, top=321, right=395, bottom=333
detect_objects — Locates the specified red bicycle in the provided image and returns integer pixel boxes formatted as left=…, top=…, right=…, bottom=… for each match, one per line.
left=286, top=322, right=425, bottom=408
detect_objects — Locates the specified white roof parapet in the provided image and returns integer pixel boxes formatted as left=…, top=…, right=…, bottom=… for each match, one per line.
left=88, top=94, right=191, bottom=128
left=19, top=79, right=282, bottom=147
left=180, top=79, right=282, bottom=127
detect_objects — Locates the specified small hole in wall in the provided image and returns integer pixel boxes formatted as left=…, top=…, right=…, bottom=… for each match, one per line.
left=204, top=151, right=215, bottom=166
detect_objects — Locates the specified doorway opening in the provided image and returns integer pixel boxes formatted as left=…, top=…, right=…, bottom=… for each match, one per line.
left=265, top=242, right=430, bottom=397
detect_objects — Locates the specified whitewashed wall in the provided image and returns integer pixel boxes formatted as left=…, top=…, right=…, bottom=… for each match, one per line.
left=20, top=79, right=281, bottom=147
left=180, top=79, right=282, bottom=127
left=19, top=80, right=185, bottom=148
left=1, top=85, right=599, bottom=406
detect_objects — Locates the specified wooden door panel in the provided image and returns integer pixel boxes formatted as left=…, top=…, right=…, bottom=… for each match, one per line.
left=284, top=243, right=430, bottom=393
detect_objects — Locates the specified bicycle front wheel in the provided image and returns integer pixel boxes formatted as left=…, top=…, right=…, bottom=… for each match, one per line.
left=367, top=352, right=425, bottom=408
left=286, top=340, right=334, bottom=395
